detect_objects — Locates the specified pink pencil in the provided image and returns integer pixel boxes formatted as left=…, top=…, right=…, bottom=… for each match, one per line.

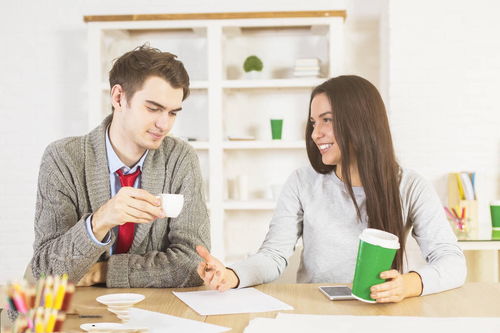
left=12, top=290, right=28, bottom=314
left=444, top=207, right=456, bottom=220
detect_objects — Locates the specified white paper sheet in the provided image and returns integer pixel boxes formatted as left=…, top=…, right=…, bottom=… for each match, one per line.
left=125, top=307, right=229, bottom=333
left=244, top=313, right=500, bottom=333
left=172, top=288, right=294, bottom=315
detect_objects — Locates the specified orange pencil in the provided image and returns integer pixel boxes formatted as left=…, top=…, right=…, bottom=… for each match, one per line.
left=27, top=286, right=36, bottom=309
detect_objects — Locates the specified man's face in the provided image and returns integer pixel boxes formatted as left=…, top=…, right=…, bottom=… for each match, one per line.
left=116, top=76, right=184, bottom=151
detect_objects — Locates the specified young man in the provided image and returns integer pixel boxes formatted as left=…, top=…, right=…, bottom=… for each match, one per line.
left=29, top=45, right=210, bottom=288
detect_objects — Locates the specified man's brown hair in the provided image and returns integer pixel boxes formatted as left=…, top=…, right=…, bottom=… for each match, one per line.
left=109, top=44, right=190, bottom=111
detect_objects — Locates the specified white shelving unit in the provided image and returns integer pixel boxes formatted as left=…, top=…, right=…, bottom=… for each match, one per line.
left=86, top=11, right=346, bottom=261
left=223, top=200, right=276, bottom=211
left=221, top=78, right=325, bottom=89
left=222, top=140, right=305, bottom=150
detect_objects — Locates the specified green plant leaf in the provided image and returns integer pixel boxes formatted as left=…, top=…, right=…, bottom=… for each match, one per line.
left=243, top=55, right=263, bottom=72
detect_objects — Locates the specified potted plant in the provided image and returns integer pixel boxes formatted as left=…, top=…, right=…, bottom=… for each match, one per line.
left=243, top=55, right=263, bottom=79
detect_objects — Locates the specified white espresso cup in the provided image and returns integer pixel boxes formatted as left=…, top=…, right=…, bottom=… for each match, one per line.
left=157, top=194, right=184, bottom=218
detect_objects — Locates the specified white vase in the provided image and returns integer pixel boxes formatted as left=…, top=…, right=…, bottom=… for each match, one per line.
left=244, top=71, right=262, bottom=80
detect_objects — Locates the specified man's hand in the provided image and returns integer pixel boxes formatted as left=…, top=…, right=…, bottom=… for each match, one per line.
left=92, top=187, right=165, bottom=241
left=77, top=262, right=108, bottom=287
left=196, top=245, right=239, bottom=292
left=370, top=270, right=423, bottom=303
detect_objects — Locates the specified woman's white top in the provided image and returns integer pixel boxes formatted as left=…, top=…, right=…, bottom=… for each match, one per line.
left=230, top=166, right=466, bottom=296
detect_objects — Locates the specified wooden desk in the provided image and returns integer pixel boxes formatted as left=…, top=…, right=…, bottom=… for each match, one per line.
left=59, top=283, right=500, bottom=332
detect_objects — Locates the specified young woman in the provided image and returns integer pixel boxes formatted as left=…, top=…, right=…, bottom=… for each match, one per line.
left=196, top=75, right=466, bottom=303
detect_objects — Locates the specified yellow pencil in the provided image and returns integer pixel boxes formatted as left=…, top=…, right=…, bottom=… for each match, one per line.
left=52, top=275, right=60, bottom=307
left=54, top=274, right=68, bottom=310
left=44, top=276, right=54, bottom=308
left=46, top=308, right=58, bottom=333
left=43, top=307, right=52, bottom=328
left=35, top=307, right=44, bottom=333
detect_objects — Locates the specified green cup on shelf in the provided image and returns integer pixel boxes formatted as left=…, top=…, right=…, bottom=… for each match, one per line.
left=270, top=119, right=283, bottom=140
left=491, top=201, right=500, bottom=239
left=351, top=228, right=400, bottom=303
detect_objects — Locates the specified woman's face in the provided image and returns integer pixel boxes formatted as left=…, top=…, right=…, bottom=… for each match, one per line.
left=310, top=93, right=341, bottom=166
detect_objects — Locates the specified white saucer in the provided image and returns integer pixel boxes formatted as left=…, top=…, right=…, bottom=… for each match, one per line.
left=96, top=293, right=145, bottom=306
left=108, top=304, right=134, bottom=310
left=108, top=308, right=130, bottom=315
left=117, top=314, right=131, bottom=321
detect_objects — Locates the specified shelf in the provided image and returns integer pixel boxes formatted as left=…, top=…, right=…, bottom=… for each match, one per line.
left=458, top=240, right=500, bottom=250
left=190, top=81, right=210, bottom=89
left=100, top=80, right=209, bottom=91
left=224, top=200, right=276, bottom=210
left=223, top=140, right=305, bottom=150
left=222, top=78, right=326, bottom=89
left=187, top=141, right=209, bottom=150
left=84, top=11, right=347, bottom=23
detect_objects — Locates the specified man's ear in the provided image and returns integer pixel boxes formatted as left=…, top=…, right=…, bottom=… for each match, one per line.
left=110, top=84, right=124, bottom=111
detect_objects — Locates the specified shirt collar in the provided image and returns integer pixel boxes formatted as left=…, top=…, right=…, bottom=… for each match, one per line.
left=105, top=126, right=148, bottom=175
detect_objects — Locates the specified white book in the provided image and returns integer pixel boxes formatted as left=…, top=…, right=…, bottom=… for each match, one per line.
left=460, top=172, right=475, bottom=200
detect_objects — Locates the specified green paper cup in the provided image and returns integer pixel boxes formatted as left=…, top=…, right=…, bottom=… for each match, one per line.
left=492, top=229, right=500, bottom=240
left=491, top=201, right=500, bottom=239
left=270, top=119, right=283, bottom=140
left=351, top=228, right=400, bottom=303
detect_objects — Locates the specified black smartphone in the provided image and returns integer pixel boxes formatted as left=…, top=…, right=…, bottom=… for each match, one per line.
left=319, top=286, right=355, bottom=300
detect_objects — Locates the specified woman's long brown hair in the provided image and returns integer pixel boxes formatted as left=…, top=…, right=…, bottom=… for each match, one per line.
left=305, top=75, right=405, bottom=271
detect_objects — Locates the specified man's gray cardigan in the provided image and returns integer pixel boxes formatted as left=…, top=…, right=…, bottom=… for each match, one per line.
left=30, top=115, right=210, bottom=288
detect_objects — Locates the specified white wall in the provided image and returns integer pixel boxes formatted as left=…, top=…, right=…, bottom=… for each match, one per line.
left=0, top=0, right=89, bottom=283
left=386, top=0, right=500, bottom=232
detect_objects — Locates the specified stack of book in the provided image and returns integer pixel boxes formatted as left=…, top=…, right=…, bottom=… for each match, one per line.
left=293, top=58, right=321, bottom=77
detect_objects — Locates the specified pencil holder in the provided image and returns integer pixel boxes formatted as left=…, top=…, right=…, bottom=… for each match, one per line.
left=448, top=200, right=479, bottom=239
left=447, top=172, right=478, bottom=239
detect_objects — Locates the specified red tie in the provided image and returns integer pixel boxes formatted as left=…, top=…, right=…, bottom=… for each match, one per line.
left=115, top=167, right=141, bottom=254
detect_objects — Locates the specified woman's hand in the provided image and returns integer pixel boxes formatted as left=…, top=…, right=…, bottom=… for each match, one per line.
left=370, top=270, right=423, bottom=303
left=196, top=245, right=239, bottom=291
